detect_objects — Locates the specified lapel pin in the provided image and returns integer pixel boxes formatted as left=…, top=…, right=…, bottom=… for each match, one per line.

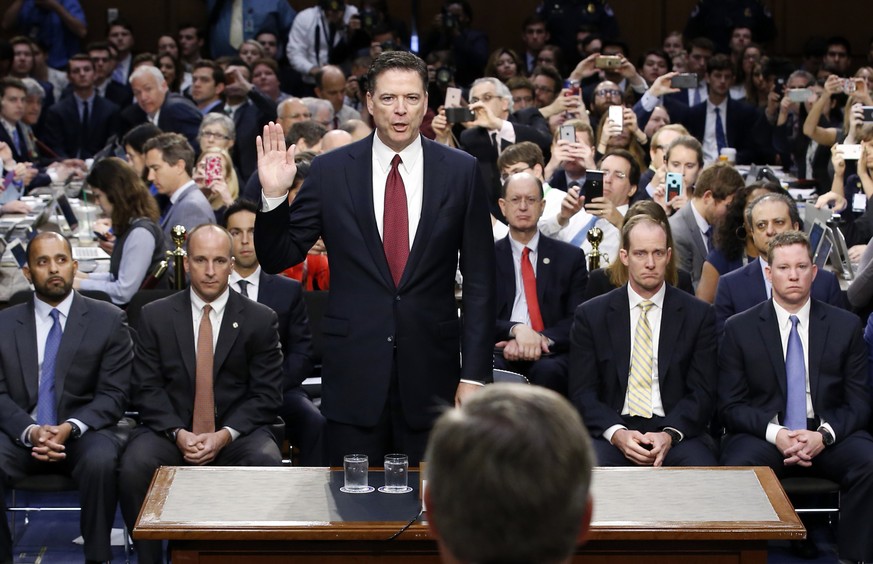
left=543, top=258, right=551, bottom=264
left=233, top=322, right=239, bottom=329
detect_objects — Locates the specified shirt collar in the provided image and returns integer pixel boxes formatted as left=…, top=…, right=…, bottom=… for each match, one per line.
left=229, top=266, right=261, bottom=286
left=190, top=286, right=230, bottom=316
left=33, top=290, right=75, bottom=321
left=771, top=295, right=811, bottom=330
left=74, top=92, right=96, bottom=106
left=169, top=179, right=197, bottom=204
left=627, top=279, right=666, bottom=311
left=707, top=97, right=728, bottom=113
left=509, top=230, right=540, bottom=255
left=373, top=131, right=422, bottom=175
left=689, top=200, right=710, bottom=234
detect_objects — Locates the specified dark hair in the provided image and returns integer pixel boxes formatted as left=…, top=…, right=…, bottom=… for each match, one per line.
left=66, top=53, right=93, bottom=72
left=158, top=53, right=184, bottom=92
left=497, top=141, right=544, bottom=172
left=521, top=14, right=546, bottom=31
left=193, top=59, right=226, bottom=85
left=108, top=17, right=134, bottom=34
left=132, top=52, right=156, bottom=68
left=366, top=50, right=428, bottom=94
left=484, top=48, right=523, bottom=80
left=715, top=181, right=784, bottom=261
left=767, top=230, right=812, bottom=264
left=688, top=37, right=715, bottom=53
left=85, top=41, right=112, bottom=54
left=602, top=39, right=628, bottom=57
left=706, top=53, right=733, bottom=74
left=600, top=148, right=641, bottom=188
left=666, top=136, right=703, bottom=168
left=580, top=33, right=602, bottom=53
left=802, top=36, right=827, bottom=59
left=9, top=36, right=34, bottom=50
left=251, top=57, right=279, bottom=75
left=445, top=0, right=473, bottom=21
left=505, top=76, right=534, bottom=92
left=638, top=49, right=669, bottom=70
left=142, top=132, right=195, bottom=176
left=693, top=162, right=743, bottom=200
left=177, top=22, right=203, bottom=39
left=826, top=35, right=852, bottom=56
left=223, top=198, right=259, bottom=227
left=746, top=192, right=802, bottom=235
left=287, top=120, right=327, bottom=147
left=529, top=65, right=562, bottom=93
left=86, top=157, right=160, bottom=237
left=0, top=77, right=26, bottom=99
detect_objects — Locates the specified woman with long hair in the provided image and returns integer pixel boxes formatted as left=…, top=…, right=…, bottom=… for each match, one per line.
left=484, top=48, right=523, bottom=83
left=193, top=147, right=239, bottom=224
left=74, top=157, right=166, bottom=305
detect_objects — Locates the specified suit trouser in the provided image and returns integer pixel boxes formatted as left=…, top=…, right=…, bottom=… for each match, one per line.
left=721, top=431, right=873, bottom=561
left=279, top=386, right=326, bottom=466
left=592, top=414, right=718, bottom=467
left=0, top=428, right=123, bottom=562
left=118, top=426, right=282, bottom=564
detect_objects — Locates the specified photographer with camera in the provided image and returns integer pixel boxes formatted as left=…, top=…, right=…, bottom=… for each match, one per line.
left=421, top=1, right=488, bottom=87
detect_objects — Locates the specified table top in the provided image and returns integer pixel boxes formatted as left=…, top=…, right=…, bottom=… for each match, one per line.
left=135, top=466, right=804, bottom=542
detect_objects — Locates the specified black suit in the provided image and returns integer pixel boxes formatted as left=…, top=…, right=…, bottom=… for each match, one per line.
left=494, top=234, right=588, bottom=393
left=719, top=299, right=873, bottom=562
left=247, top=271, right=325, bottom=466
left=118, top=93, right=203, bottom=152
left=0, top=292, right=132, bottom=562
left=570, top=284, right=718, bottom=466
left=255, top=134, right=495, bottom=465
left=227, top=91, right=278, bottom=184
left=119, top=289, right=284, bottom=564
left=0, top=120, right=38, bottom=163
left=43, top=94, right=120, bottom=159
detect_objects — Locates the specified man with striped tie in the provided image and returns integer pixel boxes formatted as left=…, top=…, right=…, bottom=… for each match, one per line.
left=569, top=213, right=718, bottom=466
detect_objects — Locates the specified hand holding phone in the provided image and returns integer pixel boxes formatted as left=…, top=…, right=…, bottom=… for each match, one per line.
left=665, top=172, right=683, bottom=203
left=204, top=155, right=223, bottom=187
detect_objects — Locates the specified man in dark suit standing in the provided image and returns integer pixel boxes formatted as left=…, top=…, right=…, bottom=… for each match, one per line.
left=119, top=66, right=202, bottom=151
left=255, top=51, right=495, bottom=466
left=494, top=172, right=588, bottom=394
left=0, top=232, right=133, bottom=564
left=225, top=199, right=325, bottom=466
left=222, top=64, right=278, bottom=184
left=714, top=193, right=845, bottom=334
left=570, top=214, right=718, bottom=467
left=43, top=54, right=119, bottom=159
left=719, top=231, right=873, bottom=564
left=119, top=224, right=284, bottom=564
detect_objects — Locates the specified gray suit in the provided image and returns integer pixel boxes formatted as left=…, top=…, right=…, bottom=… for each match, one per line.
left=161, top=182, right=215, bottom=243
left=669, top=202, right=708, bottom=288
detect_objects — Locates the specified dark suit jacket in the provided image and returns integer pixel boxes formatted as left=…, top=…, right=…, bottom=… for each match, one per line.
left=570, top=284, right=717, bottom=438
left=0, top=121, right=39, bottom=163
left=714, top=258, right=846, bottom=335
left=42, top=95, right=120, bottom=159
left=132, top=289, right=283, bottom=436
left=118, top=94, right=203, bottom=151
left=508, top=108, right=552, bottom=146
left=495, top=234, right=588, bottom=351
left=227, top=90, right=278, bottom=183
left=254, top=134, right=495, bottom=429
left=256, top=271, right=314, bottom=390
left=0, top=292, right=132, bottom=444
left=719, top=299, right=870, bottom=440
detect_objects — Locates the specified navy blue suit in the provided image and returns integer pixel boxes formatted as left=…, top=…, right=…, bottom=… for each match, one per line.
left=255, top=133, right=495, bottom=465
left=570, top=284, right=718, bottom=466
left=719, top=299, right=873, bottom=562
left=494, top=234, right=588, bottom=393
left=0, top=292, right=132, bottom=562
left=714, top=258, right=846, bottom=335
left=253, top=271, right=325, bottom=466
left=43, top=95, right=120, bottom=159
left=118, top=93, right=203, bottom=152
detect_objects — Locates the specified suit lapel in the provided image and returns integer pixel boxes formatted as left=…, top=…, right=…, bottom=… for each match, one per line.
left=495, top=237, right=515, bottom=315
left=657, top=287, right=681, bottom=382
left=806, top=301, right=828, bottom=409
left=213, top=292, right=243, bottom=375
left=402, top=137, right=446, bottom=288
left=346, top=135, right=395, bottom=289
left=758, top=303, right=788, bottom=398
left=173, top=292, right=196, bottom=384
left=682, top=206, right=707, bottom=259
left=746, top=260, right=769, bottom=302
left=15, top=301, right=39, bottom=404
left=607, top=288, right=632, bottom=389
left=54, top=293, right=87, bottom=404
left=536, top=236, right=552, bottom=311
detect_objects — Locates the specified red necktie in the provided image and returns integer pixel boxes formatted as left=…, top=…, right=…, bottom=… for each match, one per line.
left=521, top=247, right=544, bottom=332
left=383, top=154, right=409, bottom=286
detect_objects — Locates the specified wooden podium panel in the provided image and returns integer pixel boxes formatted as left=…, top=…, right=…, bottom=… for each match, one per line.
left=135, top=466, right=804, bottom=564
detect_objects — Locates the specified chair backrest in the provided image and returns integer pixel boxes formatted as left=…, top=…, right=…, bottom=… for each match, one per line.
left=8, top=289, right=112, bottom=306
left=492, top=369, right=530, bottom=385
left=125, top=289, right=180, bottom=328
left=302, top=290, right=328, bottom=364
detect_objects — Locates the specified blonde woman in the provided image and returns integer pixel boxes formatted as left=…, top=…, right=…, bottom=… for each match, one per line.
left=193, top=147, right=239, bottom=224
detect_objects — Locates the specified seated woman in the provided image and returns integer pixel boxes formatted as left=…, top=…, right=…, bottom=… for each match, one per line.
left=75, top=157, right=166, bottom=305
left=695, top=181, right=784, bottom=303
left=193, top=147, right=239, bottom=225
left=583, top=200, right=693, bottom=301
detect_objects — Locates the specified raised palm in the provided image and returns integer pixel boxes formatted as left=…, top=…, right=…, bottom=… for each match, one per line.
left=256, top=123, right=298, bottom=198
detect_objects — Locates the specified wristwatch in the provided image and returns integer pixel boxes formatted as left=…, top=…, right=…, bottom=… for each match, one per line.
left=662, top=428, right=682, bottom=446
left=67, top=421, right=82, bottom=440
left=165, top=427, right=182, bottom=442
left=817, top=426, right=834, bottom=446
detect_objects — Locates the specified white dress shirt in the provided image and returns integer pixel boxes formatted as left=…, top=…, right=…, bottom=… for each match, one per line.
left=229, top=267, right=261, bottom=302
left=508, top=231, right=540, bottom=325
left=541, top=204, right=628, bottom=265
left=689, top=200, right=712, bottom=253
left=702, top=98, right=728, bottom=164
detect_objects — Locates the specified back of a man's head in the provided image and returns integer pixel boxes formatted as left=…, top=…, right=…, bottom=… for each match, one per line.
left=425, top=384, right=594, bottom=564
left=693, top=162, right=743, bottom=200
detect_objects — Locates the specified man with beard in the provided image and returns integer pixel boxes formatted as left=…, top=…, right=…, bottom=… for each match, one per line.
left=0, top=232, right=133, bottom=564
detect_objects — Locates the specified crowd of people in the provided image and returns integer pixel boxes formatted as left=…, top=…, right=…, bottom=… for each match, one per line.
left=2, top=1, right=873, bottom=563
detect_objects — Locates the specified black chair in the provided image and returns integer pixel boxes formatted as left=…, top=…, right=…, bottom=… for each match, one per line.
left=492, top=369, right=530, bottom=385
left=780, top=476, right=840, bottom=520
left=302, top=291, right=328, bottom=403
left=124, top=288, right=179, bottom=328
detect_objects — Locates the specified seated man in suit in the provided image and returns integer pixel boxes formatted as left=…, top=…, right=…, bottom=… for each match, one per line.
left=224, top=199, right=326, bottom=466
left=494, top=172, right=588, bottom=395
left=719, top=231, right=873, bottom=564
left=0, top=232, right=133, bottom=564
left=459, top=77, right=552, bottom=211
left=86, top=41, right=132, bottom=108
left=142, top=132, right=215, bottom=242
left=120, top=65, right=202, bottom=151
left=714, top=192, right=845, bottom=334
left=425, top=384, right=594, bottom=564
left=43, top=54, right=120, bottom=159
left=570, top=214, right=718, bottom=467
left=119, top=224, right=284, bottom=564
left=669, top=159, right=742, bottom=288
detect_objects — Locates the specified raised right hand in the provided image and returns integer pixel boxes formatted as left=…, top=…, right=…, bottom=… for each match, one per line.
left=257, top=122, right=297, bottom=199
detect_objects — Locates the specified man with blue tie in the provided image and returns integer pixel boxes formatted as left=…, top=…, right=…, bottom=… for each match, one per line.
left=719, top=231, right=873, bottom=564
left=0, top=232, right=133, bottom=564
left=0, top=77, right=34, bottom=164
left=570, top=214, right=718, bottom=467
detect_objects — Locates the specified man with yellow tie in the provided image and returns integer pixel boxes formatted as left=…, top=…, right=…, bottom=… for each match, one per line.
left=569, top=213, right=718, bottom=466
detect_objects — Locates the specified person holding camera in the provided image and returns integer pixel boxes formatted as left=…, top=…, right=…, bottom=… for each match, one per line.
left=421, top=1, right=488, bottom=87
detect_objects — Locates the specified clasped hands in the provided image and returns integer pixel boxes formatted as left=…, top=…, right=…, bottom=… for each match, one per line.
left=611, top=428, right=672, bottom=467
left=776, top=428, right=824, bottom=467
left=29, top=423, right=73, bottom=462
left=175, top=428, right=232, bottom=466
left=495, top=324, right=550, bottom=362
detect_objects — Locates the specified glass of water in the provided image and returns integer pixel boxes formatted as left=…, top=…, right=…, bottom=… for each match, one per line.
left=341, top=454, right=373, bottom=493
left=379, top=454, right=412, bottom=494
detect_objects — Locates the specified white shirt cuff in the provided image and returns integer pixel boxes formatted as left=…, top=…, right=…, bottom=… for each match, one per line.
left=765, top=423, right=786, bottom=445
left=640, top=91, right=660, bottom=112
left=261, top=192, right=287, bottom=212
left=460, top=379, right=485, bottom=387
left=223, top=426, right=240, bottom=441
left=603, top=424, right=627, bottom=443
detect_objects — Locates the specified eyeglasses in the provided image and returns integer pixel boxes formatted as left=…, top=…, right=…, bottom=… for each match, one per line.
left=200, top=131, right=231, bottom=141
left=595, top=89, right=622, bottom=98
left=500, top=165, right=532, bottom=183
left=512, top=95, right=533, bottom=104
left=470, top=93, right=499, bottom=104
left=504, top=196, right=541, bottom=207
left=601, top=169, right=627, bottom=180
left=533, top=84, right=555, bottom=92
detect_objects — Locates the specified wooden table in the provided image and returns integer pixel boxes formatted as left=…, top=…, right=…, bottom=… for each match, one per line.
left=135, top=466, right=804, bottom=564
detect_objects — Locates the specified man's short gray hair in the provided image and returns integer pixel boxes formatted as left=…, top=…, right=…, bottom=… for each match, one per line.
left=129, top=65, right=165, bottom=86
left=425, top=383, right=594, bottom=564
left=20, top=78, right=45, bottom=100
left=471, top=76, right=514, bottom=114
left=301, top=97, right=334, bottom=120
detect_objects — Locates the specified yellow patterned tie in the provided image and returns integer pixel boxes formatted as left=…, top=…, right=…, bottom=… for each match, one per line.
left=628, top=300, right=654, bottom=417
